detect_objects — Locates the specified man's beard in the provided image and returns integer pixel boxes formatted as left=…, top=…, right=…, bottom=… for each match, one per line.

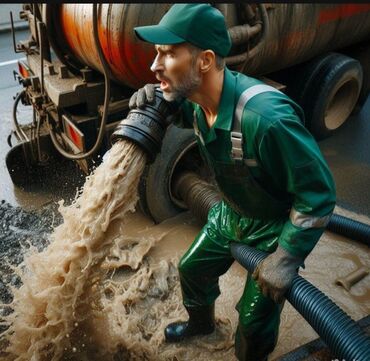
left=162, top=65, right=201, bottom=102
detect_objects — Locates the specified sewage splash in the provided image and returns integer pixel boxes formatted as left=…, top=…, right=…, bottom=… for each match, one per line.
left=1, top=140, right=146, bottom=360
left=0, top=139, right=235, bottom=361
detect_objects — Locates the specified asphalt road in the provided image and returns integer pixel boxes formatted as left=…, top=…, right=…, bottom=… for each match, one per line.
left=0, top=28, right=30, bottom=207
left=0, top=29, right=369, bottom=216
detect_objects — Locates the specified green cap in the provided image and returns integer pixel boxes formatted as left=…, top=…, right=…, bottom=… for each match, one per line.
left=134, top=4, right=232, bottom=57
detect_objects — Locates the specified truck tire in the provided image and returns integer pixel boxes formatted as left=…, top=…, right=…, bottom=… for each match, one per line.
left=295, top=53, right=363, bottom=140
left=138, top=125, right=206, bottom=223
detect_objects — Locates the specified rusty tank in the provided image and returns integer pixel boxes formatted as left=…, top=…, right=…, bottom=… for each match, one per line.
left=41, top=3, right=370, bottom=89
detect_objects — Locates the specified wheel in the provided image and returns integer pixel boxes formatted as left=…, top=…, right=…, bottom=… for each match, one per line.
left=290, top=53, right=363, bottom=140
left=341, top=41, right=370, bottom=115
left=138, top=124, right=208, bottom=223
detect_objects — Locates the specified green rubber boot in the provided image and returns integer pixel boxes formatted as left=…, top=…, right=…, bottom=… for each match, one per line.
left=164, top=305, right=215, bottom=342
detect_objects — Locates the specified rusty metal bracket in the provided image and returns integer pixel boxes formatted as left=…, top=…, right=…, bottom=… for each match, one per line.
left=10, top=12, right=22, bottom=54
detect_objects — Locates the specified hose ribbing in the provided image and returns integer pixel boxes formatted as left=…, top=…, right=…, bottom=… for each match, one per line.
left=173, top=172, right=222, bottom=222
left=327, top=213, right=370, bottom=246
left=230, top=243, right=370, bottom=361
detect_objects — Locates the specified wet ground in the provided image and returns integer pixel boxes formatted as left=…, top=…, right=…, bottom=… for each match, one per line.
left=0, top=201, right=59, bottom=304
left=0, top=28, right=370, bottom=360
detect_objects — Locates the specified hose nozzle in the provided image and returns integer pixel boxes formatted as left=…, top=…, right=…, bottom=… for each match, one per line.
left=111, top=89, right=180, bottom=163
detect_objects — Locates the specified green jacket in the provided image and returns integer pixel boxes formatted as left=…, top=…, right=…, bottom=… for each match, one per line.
left=174, top=67, right=336, bottom=258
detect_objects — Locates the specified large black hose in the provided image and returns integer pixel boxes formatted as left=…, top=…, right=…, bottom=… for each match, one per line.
left=205, top=187, right=369, bottom=247
left=111, top=88, right=179, bottom=163
left=173, top=172, right=222, bottom=222
left=179, top=170, right=370, bottom=247
left=172, top=172, right=370, bottom=358
left=230, top=243, right=370, bottom=361
left=327, top=213, right=370, bottom=246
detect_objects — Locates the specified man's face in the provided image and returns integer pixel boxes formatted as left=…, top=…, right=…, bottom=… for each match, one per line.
left=150, top=44, right=201, bottom=101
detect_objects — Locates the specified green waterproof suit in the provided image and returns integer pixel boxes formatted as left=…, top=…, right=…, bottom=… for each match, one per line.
left=174, top=67, right=336, bottom=360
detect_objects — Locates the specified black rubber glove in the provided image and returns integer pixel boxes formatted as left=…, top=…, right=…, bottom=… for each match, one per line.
left=252, top=245, right=304, bottom=304
left=129, top=83, right=159, bottom=109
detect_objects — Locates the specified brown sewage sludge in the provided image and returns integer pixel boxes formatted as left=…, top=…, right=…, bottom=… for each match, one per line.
left=0, top=139, right=370, bottom=360
left=0, top=137, right=236, bottom=361
left=1, top=140, right=147, bottom=360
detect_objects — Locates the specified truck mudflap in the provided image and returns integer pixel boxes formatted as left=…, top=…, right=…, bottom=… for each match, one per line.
left=5, top=134, right=57, bottom=188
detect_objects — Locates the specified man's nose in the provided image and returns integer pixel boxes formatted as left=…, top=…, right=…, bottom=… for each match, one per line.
left=150, top=54, right=163, bottom=73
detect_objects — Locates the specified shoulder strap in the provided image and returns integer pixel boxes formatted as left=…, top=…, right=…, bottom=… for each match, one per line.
left=231, top=84, right=283, bottom=162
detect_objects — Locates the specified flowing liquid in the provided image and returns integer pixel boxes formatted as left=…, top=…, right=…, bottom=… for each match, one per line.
left=1, top=140, right=148, bottom=360
left=1, top=139, right=370, bottom=360
left=0, top=140, right=237, bottom=361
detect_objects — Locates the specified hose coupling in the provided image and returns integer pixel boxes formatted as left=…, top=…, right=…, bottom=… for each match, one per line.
left=111, top=89, right=180, bottom=163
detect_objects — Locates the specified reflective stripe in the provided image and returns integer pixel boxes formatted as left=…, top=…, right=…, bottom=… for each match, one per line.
left=231, top=84, right=283, bottom=162
left=290, top=208, right=331, bottom=228
left=235, top=84, right=283, bottom=124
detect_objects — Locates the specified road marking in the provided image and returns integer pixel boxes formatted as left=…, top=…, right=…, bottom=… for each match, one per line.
left=0, top=57, right=26, bottom=67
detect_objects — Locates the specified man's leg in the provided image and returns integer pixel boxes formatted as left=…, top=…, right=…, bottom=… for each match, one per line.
left=165, top=202, right=235, bottom=342
left=178, top=228, right=235, bottom=307
left=235, top=273, right=284, bottom=361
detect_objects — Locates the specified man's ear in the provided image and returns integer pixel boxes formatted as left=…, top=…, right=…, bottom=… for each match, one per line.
left=199, top=50, right=216, bottom=73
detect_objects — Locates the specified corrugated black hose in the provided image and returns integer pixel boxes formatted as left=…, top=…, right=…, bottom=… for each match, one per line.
left=176, top=172, right=370, bottom=358
left=327, top=213, right=370, bottom=246
left=183, top=173, right=370, bottom=247
left=230, top=242, right=370, bottom=361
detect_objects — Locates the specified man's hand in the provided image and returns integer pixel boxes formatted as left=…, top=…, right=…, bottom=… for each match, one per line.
left=252, top=245, right=304, bottom=304
left=129, top=83, right=158, bottom=109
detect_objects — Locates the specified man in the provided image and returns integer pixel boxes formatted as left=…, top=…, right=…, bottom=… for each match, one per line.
left=130, top=4, right=336, bottom=361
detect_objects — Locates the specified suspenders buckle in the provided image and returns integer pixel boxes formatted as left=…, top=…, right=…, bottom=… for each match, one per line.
left=230, top=131, right=243, bottom=161
left=230, top=84, right=282, bottom=163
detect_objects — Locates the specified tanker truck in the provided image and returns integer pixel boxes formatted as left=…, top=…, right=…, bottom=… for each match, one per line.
left=7, top=3, right=370, bottom=222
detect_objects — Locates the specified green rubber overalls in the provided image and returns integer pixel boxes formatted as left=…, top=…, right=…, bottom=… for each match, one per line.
left=175, top=67, right=336, bottom=360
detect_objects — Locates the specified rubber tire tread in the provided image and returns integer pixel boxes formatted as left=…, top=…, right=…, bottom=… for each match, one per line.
left=138, top=124, right=196, bottom=223
left=297, top=53, right=363, bottom=140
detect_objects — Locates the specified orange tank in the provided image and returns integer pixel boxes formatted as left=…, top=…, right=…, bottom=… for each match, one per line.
left=45, top=4, right=370, bottom=89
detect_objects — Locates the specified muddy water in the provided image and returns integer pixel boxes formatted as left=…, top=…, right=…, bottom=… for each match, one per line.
left=1, top=140, right=147, bottom=360
left=77, top=206, right=370, bottom=361
left=1, top=137, right=370, bottom=360
left=82, top=210, right=239, bottom=361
